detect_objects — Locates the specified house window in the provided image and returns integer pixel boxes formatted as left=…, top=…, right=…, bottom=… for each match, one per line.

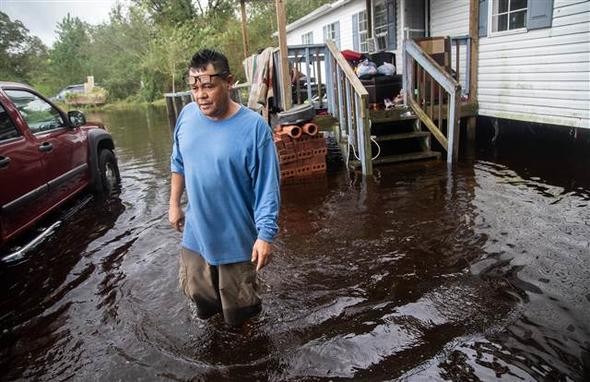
left=357, top=11, right=369, bottom=52
left=491, top=0, right=527, bottom=33
left=323, top=21, right=340, bottom=48
left=373, top=0, right=395, bottom=50
left=301, top=31, right=313, bottom=45
left=374, top=0, right=388, bottom=37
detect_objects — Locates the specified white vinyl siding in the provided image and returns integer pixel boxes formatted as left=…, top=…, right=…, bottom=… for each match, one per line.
left=430, top=0, right=470, bottom=36
left=478, top=0, right=590, bottom=128
left=430, top=0, right=470, bottom=94
left=286, top=1, right=366, bottom=49
left=286, top=0, right=401, bottom=58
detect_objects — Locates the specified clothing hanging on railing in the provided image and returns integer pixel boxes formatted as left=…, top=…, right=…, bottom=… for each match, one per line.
left=243, top=47, right=276, bottom=112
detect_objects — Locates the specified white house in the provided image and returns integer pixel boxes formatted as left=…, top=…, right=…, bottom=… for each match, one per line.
left=286, top=0, right=401, bottom=66
left=285, top=0, right=590, bottom=129
left=478, top=0, right=589, bottom=129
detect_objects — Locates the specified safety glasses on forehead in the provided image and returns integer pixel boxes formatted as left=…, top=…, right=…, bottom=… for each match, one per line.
left=186, top=72, right=228, bottom=86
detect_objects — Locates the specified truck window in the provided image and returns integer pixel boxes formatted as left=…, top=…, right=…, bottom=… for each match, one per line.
left=0, top=103, right=21, bottom=141
left=4, top=90, right=65, bottom=134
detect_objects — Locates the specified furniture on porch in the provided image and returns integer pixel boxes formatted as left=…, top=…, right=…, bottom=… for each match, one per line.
left=359, top=51, right=403, bottom=107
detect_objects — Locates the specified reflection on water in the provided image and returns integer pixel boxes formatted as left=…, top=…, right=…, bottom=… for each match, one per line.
left=1, top=105, right=588, bottom=381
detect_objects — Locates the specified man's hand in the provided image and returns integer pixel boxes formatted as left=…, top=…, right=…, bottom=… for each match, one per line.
left=251, top=239, right=272, bottom=271
left=169, top=205, right=185, bottom=232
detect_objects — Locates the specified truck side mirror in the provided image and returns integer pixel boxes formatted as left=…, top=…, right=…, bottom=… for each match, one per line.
left=68, top=110, right=86, bottom=127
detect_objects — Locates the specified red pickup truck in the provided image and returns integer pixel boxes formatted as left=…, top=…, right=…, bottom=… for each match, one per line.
left=0, top=82, right=120, bottom=251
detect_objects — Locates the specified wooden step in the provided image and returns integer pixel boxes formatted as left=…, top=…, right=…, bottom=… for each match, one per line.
left=373, top=151, right=441, bottom=164
left=369, top=108, right=417, bottom=123
left=374, top=131, right=430, bottom=142
left=349, top=150, right=441, bottom=167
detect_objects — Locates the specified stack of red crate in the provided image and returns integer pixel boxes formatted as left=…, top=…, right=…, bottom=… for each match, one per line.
left=274, top=122, right=327, bottom=183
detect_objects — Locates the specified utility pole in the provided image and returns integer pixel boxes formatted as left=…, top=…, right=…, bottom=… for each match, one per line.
left=275, top=0, right=292, bottom=111
left=240, top=0, right=250, bottom=60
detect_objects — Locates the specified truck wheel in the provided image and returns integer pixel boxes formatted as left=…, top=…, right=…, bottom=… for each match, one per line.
left=98, top=149, right=120, bottom=195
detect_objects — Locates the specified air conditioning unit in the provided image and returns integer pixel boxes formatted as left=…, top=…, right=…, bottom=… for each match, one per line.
left=367, top=33, right=388, bottom=52
left=375, top=32, right=388, bottom=51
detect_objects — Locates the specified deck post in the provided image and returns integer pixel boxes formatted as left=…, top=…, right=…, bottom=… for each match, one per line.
left=468, top=0, right=480, bottom=144
left=447, top=86, right=462, bottom=163
left=345, top=82, right=355, bottom=148
left=336, top=65, right=347, bottom=139
left=315, top=47, right=323, bottom=108
left=165, top=95, right=177, bottom=132
left=403, top=40, right=408, bottom=105
left=403, top=40, right=414, bottom=106
left=173, top=96, right=184, bottom=120
left=181, top=93, right=192, bottom=106
left=466, top=117, right=477, bottom=142
left=239, top=0, right=249, bottom=60
left=359, top=95, right=373, bottom=176
left=275, top=0, right=292, bottom=111
left=325, top=48, right=334, bottom=114
left=305, top=47, right=313, bottom=104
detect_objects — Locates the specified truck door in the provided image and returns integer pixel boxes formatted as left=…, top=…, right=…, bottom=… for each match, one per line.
left=0, top=101, right=47, bottom=243
left=3, top=89, right=89, bottom=210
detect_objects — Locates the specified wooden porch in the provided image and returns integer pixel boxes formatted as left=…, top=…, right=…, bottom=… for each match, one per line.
left=276, top=32, right=478, bottom=175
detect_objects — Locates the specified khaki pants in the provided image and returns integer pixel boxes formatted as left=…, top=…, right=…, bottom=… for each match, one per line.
left=179, top=247, right=261, bottom=326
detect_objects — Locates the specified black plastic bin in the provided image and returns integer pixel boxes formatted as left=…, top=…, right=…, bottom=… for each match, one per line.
left=360, top=75, right=403, bottom=105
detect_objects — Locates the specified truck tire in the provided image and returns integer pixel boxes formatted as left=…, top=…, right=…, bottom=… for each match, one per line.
left=97, top=149, right=120, bottom=195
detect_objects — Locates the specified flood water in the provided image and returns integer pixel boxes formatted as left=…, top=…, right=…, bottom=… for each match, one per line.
left=1, top=106, right=589, bottom=381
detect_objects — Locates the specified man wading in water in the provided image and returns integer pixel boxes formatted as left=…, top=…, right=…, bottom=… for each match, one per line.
left=169, top=49, right=280, bottom=326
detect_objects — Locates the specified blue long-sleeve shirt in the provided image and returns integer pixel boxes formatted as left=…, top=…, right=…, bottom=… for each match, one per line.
left=171, top=103, right=280, bottom=265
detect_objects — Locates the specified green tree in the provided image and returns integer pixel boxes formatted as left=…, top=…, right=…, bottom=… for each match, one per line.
left=49, top=14, right=91, bottom=90
left=133, top=0, right=197, bottom=25
left=86, top=4, right=155, bottom=100
left=143, top=22, right=209, bottom=96
left=0, top=11, right=48, bottom=84
left=285, top=0, right=332, bottom=23
left=3, top=1, right=338, bottom=102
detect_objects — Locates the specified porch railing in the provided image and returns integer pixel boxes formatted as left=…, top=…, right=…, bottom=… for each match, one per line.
left=285, top=44, right=326, bottom=108
left=324, top=40, right=373, bottom=176
left=403, top=39, right=462, bottom=163
left=450, top=35, right=471, bottom=99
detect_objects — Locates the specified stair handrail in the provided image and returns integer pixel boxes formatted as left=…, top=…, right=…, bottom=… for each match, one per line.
left=405, top=39, right=459, bottom=94
left=325, top=41, right=368, bottom=97
left=324, top=39, right=373, bottom=175
left=403, top=39, right=462, bottom=163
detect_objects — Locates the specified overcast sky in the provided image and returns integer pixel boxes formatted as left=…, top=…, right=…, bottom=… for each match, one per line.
left=0, top=0, right=122, bottom=47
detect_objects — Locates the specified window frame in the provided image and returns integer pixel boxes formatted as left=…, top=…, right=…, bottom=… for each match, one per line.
left=301, top=31, right=314, bottom=45
left=323, top=21, right=340, bottom=48
left=0, top=102, right=22, bottom=143
left=357, top=10, right=369, bottom=53
left=489, top=0, right=528, bottom=36
left=372, top=0, right=396, bottom=50
left=373, top=0, right=388, bottom=38
left=4, top=89, right=66, bottom=135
